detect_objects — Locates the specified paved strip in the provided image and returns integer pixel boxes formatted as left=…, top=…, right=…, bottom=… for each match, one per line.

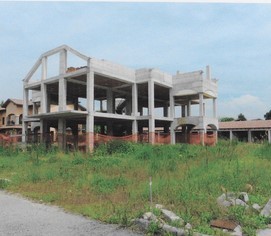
left=0, top=190, right=141, bottom=236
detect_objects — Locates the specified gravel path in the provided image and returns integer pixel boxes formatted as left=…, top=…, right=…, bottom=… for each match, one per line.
left=0, top=190, right=141, bottom=236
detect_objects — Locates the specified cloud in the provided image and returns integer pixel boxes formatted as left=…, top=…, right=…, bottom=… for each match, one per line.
left=218, top=94, right=268, bottom=120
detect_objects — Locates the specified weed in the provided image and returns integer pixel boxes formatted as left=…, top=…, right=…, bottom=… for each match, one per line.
left=147, top=221, right=161, bottom=235
left=91, top=174, right=127, bottom=194
left=0, top=141, right=271, bottom=234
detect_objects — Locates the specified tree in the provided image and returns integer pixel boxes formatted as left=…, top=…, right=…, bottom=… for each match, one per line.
left=236, top=113, right=247, bottom=121
left=219, top=117, right=235, bottom=122
left=264, top=110, right=271, bottom=120
left=0, top=100, right=3, bottom=107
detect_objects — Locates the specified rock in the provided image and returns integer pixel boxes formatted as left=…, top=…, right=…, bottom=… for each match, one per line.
left=161, top=209, right=184, bottom=225
left=161, top=223, right=186, bottom=236
left=256, top=228, right=271, bottom=236
left=155, top=204, right=164, bottom=209
left=210, top=219, right=238, bottom=231
left=143, top=212, right=157, bottom=221
left=133, top=218, right=151, bottom=231
left=239, top=192, right=249, bottom=203
left=185, top=223, right=192, bottom=230
left=217, top=193, right=233, bottom=208
left=231, top=225, right=242, bottom=236
left=260, top=198, right=271, bottom=217
left=231, top=198, right=249, bottom=208
left=252, top=203, right=262, bottom=212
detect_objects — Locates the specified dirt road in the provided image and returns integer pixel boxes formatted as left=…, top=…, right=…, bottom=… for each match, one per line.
left=0, top=190, right=141, bottom=236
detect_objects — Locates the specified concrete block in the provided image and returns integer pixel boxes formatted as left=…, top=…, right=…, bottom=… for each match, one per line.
left=260, top=198, right=271, bottom=217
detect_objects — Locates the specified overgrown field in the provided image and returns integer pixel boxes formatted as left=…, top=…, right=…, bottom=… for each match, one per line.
left=0, top=141, right=271, bottom=235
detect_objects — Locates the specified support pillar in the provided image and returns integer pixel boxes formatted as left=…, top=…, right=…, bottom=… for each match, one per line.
left=107, top=89, right=114, bottom=113
left=42, top=57, right=47, bottom=80
left=268, top=129, right=271, bottom=144
left=58, top=118, right=66, bottom=150
left=41, top=82, right=47, bottom=113
left=230, top=130, right=233, bottom=142
left=169, top=88, right=175, bottom=144
left=187, top=100, right=191, bottom=116
left=22, top=87, right=29, bottom=143
left=200, top=129, right=205, bottom=146
left=86, top=60, right=94, bottom=152
left=213, top=98, right=217, bottom=118
left=132, top=83, right=138, bottom=142
left=58, top=77, right=67, bottom=111
left=248, top=130, right=252, bottom=142
left=59, top=49, right=67, bottom=74
left=199, top=93, right=204, bottom=116
left=148, top=80, right=155, bottom=144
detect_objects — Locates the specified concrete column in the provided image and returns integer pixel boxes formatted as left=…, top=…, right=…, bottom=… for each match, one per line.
left=230, top=130, right=233, bottom=142
left=214, top=130, right=218, bottom=144
left=42, top=57, right=47, bottom=80
left=22, top=122, right=28, bottom=143
left=58, top=78, right=67, bottom=112
left=132, top=84, right=138, bottom=114
left=187, top=100, right=191, bottom=116
left=169, top=88, right=175, bottom=144
left=132, top=120, right=138, bottom=142
left=148, top=80, right=155, bottom=144
left=248, top=130, right=252, bottom=142
left=169, top=88, right=174, bottom=118
left=22, top=87, right=29, bottom=143
left=107, top=89, right=114, bottom=113
left=200, top=129, right=205, bottom=146
left=58, top=118, right=66, bottom=150
left=199, top=93, right=204, bottom=116
left=170, top=122, right=176, bottom=144
left=86, top=61, right=94, bottom=152
left=41, top=82, right=47, bottom=113
left=268, top=129, right=271, bottom=144
left=33, top=102, right=36, bottom=115
left=132, top=83, right=138, bottom=142
left=59, top=49, right=67, bottom=75
left=213, top=98, right=217, bottom=118
left=181, top=105, right=186, bottom=117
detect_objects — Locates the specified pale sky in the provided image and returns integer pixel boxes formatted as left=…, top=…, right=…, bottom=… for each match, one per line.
left=1, top=1, right=271, bottom=119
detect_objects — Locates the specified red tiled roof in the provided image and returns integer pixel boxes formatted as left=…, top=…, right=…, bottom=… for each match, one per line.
left=219, top=120, right=271, bottom=129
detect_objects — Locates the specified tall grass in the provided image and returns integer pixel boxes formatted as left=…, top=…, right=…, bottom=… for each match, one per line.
left=0, top=141, right=271, bottom=235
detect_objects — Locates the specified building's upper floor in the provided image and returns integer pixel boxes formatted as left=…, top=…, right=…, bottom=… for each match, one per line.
left=23, top=45, right=218, bottom=122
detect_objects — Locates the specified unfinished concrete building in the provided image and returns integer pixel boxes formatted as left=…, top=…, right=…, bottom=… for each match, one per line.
left=22, top=45, right=218, bottom=151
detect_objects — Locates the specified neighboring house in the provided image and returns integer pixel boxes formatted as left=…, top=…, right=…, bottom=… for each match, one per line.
left=22, top=45, right=218, bottom=151
left=0, top=98, right=29, bottom=135
left=218, top=120, right=271, bottom=143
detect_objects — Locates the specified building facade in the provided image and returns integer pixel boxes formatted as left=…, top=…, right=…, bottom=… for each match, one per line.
left=22, top=45, right=218, bottom=151
left=0, top=99, right=28, bottom=135
left=218, top=120, right=271, bottom=143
